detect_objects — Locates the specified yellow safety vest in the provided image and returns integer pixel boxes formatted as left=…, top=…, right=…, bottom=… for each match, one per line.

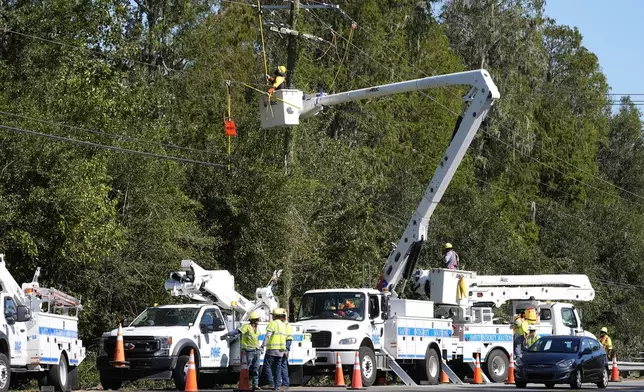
left=513, top=318, right=528, bottom=336
left=525, top=334, right=540, bottom=348
left=272, top=75, right=285, bottom=89
left=600, top=335, right=613, bottom=351
left=266, top=319, right=286, bottom=351
left=239, top=323, right=260, bottom=351
left=285, top=322, right=293, bottom=341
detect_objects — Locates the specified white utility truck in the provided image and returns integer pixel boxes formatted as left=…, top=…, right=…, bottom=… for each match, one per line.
left=97, top=260, right=315, bottom=390
left=0, top=253, right=85, bottom=392
left=259, top=70, right=595, bottom=385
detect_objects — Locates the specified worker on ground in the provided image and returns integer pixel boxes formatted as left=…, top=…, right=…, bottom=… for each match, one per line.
left=280, top=311, right=293, bottom=391
left=599, top=327, right=613, bottom=358
left=266, top=65, right=287, bottom=95
left=261, top=307, right=287, bottom=391
left=221, top=311, right=262, bottom=391
left=512, top=312, right=529, bottom=358
left=444, top=243, right=459, bottom=270
left=524, top=325, right=540, bottom=349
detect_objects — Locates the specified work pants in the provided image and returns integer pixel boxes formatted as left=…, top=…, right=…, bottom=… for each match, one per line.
left=245, top=349, right=260, bottom=387
left=263, top=354, right=283, bottom=390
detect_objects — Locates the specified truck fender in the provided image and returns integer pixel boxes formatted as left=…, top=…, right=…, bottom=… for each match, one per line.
left=0, top=332, right=9, bottom=356
left=171, top=339, right=200, bottom=368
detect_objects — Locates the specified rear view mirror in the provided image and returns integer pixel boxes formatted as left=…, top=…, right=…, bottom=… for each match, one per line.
left=17, top=305, right=31, bottom=322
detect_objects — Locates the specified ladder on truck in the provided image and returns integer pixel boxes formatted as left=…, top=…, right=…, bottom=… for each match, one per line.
left=468, top=274, right=595, bottom=307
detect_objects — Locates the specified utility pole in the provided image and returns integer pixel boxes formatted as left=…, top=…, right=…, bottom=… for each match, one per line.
left=283, top=0, right=299, bottom=176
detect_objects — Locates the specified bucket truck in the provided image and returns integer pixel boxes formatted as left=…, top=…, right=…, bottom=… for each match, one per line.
left=0, top=254, right=85, bottom=392
left=96, top=260, right=315, bottom=391
left=258, top=69, right=598, bottom=385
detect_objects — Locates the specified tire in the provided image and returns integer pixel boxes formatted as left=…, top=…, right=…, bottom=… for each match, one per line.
left=0, top=353, right=10, bottom=392
left=68, top=366, right=79, bottom=390
left=99, top=377, right=122, bottom=391
left=485, top=349, right=509, bottom=383
left=516, top=381, right=527, bottom=388
left=49, top=355, right=69, bottom=392
left=357, top=346, right=377, bottom=387
left=570, top=368, right=582, bottom=389
left=545, top=383, right=555, bottom=388
left=173, top=354, right=198, bottom=390
left=597, top=367, right=608, bottom=389
left=423, top=347, right=440, bottom=385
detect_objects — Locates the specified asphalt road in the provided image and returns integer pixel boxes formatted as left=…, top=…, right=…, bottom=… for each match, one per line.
left=126, top=381, right=644, bottom=391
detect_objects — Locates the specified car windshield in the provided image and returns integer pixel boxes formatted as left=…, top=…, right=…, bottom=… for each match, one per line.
left=528, top=337, right=580, bottom=353
left=131, top=307, right=200, bottom=327
left=297, top=292, right=365, bottom=321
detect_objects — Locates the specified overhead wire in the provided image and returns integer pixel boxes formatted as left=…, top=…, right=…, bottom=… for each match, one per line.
left=0, top=123, right=228, bottom=168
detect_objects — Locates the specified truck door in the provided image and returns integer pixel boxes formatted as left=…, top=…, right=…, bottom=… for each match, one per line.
left=368, top=295, right=383, bottom=350
left=558, top=306, right=583, bottom=336
left=198, top=308, right=230, bottom=369
left=2, top=295, right=28, bottom=366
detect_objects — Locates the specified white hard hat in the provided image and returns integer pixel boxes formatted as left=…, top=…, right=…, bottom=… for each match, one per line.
left=528, top=325, right=538, bottom=331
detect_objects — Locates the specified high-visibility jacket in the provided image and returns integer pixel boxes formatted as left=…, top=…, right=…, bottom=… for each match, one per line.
left=599, top=335, right=613, bottom=351
left=269, top=75, right=286, bottom=90
left=513, top=317, right=529, bottom=336
left=525, top=334, right=540, bottom=348
left=239, top=323, right=261, bottom=351
left=266, top=319, right=287, bottom=351
left=285, top=322, right=293, bottom=351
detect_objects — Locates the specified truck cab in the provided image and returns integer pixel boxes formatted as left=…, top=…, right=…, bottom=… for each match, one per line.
left=513, top=301, right=594, bottom=338
left=297, top=289, right=386, bottom=386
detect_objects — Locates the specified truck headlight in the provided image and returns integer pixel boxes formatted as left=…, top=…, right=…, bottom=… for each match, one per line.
left=338, top=338, right=357, bottom=345
left=160, top=337, right=173, bottom=349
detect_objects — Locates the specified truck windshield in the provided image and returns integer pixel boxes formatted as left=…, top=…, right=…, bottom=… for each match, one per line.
left=297, top=292, right=365, bottom=321
left=131, top=307, right=200, bottom=327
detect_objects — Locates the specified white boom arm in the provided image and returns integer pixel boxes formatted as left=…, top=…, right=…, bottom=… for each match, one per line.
left=0, top=254, right=27, bottom=305
left=164, top=260, right=282, bottom=322
left=468, top=273, right=595, bottom=307
left=259, top=70, right=499, bottom=297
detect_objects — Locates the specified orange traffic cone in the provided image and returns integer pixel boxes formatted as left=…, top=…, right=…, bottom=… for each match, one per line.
left=110, top=323, right=129, bottom=368
left=440, top=360, right=450, bottom=384
left=473, top=353, right=483, bottom=384
left=334, top=352, right=346, bottom=387
left=506, top=354, right=515, bottom=384
left=184, top=349, right=198, bottom=392
left=347, top=351, right=365, bottom=390
left=235, top=350, right=251, bottom=391
left=610, top=353, right=620, bottom=382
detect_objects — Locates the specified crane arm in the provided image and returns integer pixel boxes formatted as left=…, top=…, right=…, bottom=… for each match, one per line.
left=164, top=260, right=282, bottom=322
left=0, top=254, right=27, bottom=306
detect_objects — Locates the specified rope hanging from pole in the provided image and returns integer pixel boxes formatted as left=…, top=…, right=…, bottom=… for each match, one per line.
left=330, top=22, right=357, bottom=91
left=224, top=81, right=237, bottom=171
left=257, top=0, right=269, bottom=81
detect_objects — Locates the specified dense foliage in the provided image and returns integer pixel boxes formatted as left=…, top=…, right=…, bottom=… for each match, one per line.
left=1, top=0, right=642, bottom=372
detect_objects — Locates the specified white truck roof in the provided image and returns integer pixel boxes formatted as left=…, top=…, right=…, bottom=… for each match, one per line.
left=303, top=288, right=381, bottom=295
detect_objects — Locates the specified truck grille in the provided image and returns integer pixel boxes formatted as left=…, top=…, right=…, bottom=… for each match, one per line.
left=105, top=336, right=160, bottom=358
left=310, top=331, right=332, bottom=348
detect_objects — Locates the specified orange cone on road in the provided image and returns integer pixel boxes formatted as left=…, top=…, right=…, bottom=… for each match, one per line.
left=334, top=352, right=346, bottom=387
left=110, top=323, right=129, bottom=368
left=610, top=353, right=620, bottom=382
left=347, top=351, right=366, bottom=390
left=506, top=353, right=515, bottom=384
left=440, top=360, right=450, bottom=384
left=235, top=350, right=251, bottom=391
left=473, top=353, right=483, bottom=384
left=184, top=349, right=198, bottom=392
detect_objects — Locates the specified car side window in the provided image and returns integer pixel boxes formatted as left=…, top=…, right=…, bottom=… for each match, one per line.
left=4, top=297, right=16, bottom=316
left=580, top=339, right=590, bottom=353
left=590, top=339, right=601, bottom=352
left=369, top=296, right=380, bottom=319
left=561, top=308, right=578, bottom=328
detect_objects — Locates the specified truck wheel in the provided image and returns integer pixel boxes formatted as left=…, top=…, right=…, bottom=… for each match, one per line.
left=485, top=349, right=509, bottom=383
left=423, top=348, right=440, bottom=385
left=354, top=346, right=377, bottom=387
left=49, top=355, right=70, bottom=392
left=173, top=354, right=198, bottom=390
left=99, top=377, right=122, bottom=391
left=0, top=353, right=10, bottom=392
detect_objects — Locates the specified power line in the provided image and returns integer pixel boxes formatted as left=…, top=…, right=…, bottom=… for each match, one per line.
left=0, top=110, right=220, bottom=157
left=0, top=123, right=228, bottom=168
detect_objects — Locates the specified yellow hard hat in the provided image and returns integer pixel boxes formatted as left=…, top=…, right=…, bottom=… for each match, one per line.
left=249, top=311, right=260, bottom=321
left=600, top=327, right=608, bottom=333
left=445, top=242, right=453, bottom=249
left=272, top=308, right=285, bottom=316
left=278, top=65, right=287, bottom=74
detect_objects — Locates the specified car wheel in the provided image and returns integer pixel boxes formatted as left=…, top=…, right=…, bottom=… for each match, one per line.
left=173, top=354, right=198, bottom=391
left=545, top=383, right=555, bottom=388
left=0, top=353, right=10, bottom=392
left=516, top=381, right=527, bottom=388
left=597, top=367, right=608, bottom=389
left=99, top=378, right=122, bottom=391
left=570, top=368, right=582, bottom=389
left=485, top=349, right=509, bottom=383
left=48, top=355, right=69, bottom=392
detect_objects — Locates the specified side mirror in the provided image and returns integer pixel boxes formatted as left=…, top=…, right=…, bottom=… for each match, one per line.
left=17, top=305, right=31, bottom=322
left=213, top=320, right=226, bottom=332
left=200, top=323, right=214, bottom=333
